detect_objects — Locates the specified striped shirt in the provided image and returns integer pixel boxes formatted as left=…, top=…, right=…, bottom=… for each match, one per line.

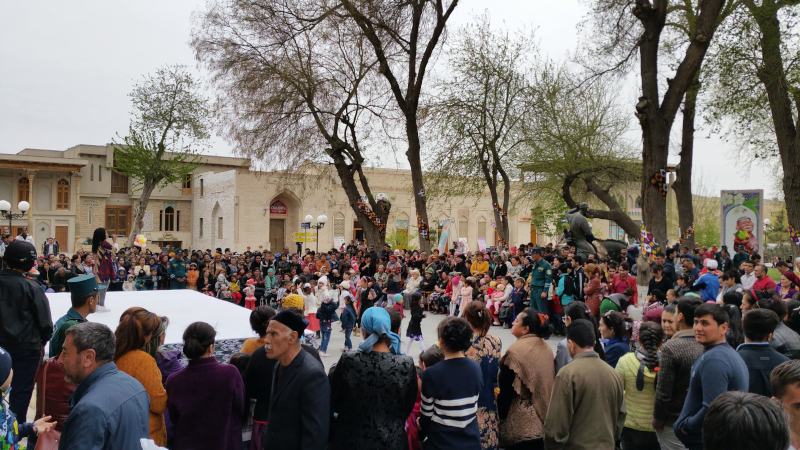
left=420, top=357, right=482, bottom=450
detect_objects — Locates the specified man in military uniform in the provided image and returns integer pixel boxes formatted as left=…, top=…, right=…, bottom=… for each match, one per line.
left=50, top=274, right=102, bottom=356
left=566, top=202, right=597, bottom=260
left=168, top=250, right=188, bottom=290
left=529, top=248, right=553, bottom=315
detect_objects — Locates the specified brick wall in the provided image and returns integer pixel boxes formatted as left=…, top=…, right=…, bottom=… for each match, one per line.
left=77, top=197, right=106, bottom=243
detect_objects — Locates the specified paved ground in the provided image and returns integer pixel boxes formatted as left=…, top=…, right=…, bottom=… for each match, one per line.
left=316, top=308, right=559, bottom=372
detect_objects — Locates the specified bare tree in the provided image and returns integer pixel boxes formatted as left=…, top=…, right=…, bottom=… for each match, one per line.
left=110, top=65, right=212, bottom=247
left=582, top=0, right=730, bottom=244
left=425, top=18, right=536, bottom=247
left=192, top=0, right=394, bottom=249
left=337, top=0, right=460, bottom=252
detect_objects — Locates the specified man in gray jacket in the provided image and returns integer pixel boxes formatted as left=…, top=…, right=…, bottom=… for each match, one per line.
left=58, top=322, right=149, bottom=449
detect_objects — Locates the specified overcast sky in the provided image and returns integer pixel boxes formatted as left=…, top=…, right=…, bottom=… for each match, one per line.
left=0, top=0, right=778, bottom=198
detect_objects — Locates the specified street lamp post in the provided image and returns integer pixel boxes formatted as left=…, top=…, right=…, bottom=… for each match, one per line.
left=305, top=214, right=328, bottom=253
left=0, top=200, right=30, bottom=234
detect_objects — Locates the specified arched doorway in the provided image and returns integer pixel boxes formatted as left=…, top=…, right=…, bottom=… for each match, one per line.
left=267, top=190, right=301, bottom=253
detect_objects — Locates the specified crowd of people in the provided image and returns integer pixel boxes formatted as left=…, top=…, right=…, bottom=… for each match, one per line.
left=2, top=226, right=800, bottom=449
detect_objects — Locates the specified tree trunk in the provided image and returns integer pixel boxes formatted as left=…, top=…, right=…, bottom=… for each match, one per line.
left=407, top=122, right=431, bottom=253
left=127, top=179, right=156, bottom=247
left=330, top=153, right=390, bottom=250
left=636, top=100, right=671, bottom=247
left=748, top=1, right=800, bottom=241
left=632, top=0, right=726, bottom=246
left=672, top=80, right=700, bottom=250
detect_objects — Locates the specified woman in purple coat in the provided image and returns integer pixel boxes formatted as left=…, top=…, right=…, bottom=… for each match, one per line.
left=166, top=322, right=245, bottom=450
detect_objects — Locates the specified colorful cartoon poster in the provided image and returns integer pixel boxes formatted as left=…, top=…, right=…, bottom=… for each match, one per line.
left=438, top=219, right=454, bottom=254
left=721, top=190, right=763, bottom=255
left=458, top=238, right=469, bottom=253
left=477, top=238, right=487, bottom=252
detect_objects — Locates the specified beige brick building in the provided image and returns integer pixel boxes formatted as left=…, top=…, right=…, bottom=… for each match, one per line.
left=1, top=143, right=645, bottom=254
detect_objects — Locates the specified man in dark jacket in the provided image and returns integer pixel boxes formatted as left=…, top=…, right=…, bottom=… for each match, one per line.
left=58, top=322, right=149, bottom=449
left=262, top=309, right=329, bottom=450
left=652, top=297, right=703, bottom=448
left=0, top=240, right=53, bottom=421
left=737, top=309, right=789, bottom=397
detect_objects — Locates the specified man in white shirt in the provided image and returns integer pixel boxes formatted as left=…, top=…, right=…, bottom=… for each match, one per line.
left=740, top=260, right=756, bottom=290
left=14, top=227, right=34, bottom=246
left=43, top=237, right=59, bottom=257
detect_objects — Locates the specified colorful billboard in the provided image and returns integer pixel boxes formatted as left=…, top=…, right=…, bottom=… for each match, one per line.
left=720, top=190, right=763, bottom=255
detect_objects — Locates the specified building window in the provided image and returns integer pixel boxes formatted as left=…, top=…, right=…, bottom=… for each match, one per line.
left=90, top=164, right=94, bottom=181
left=159, top=210, right=163, bottom=231
left=182, top=174, right=192, bottom=189
left=99, top=166, right=102, bottom=182
left=200, top=179, right=204, bottom=197
left=177, top=210, right=180, bottom=231
left=17, top=177, right=30, bottom=203
left=610, top=222, right=624, bottom=240
left=218, top=217, right=223, bottom=238
left=199, top=218, right=204, bottom=238
left=111, top=160, right=128, bottom=193
left=105, top=207, right=131, bottom=237
left=56, top=179, right=70, bottom=210
left=164, top=206, right=175, bottom=231
left=88, top=209, right=93, bottom=225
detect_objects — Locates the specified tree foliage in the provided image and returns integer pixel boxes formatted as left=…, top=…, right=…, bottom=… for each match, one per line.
left=425, top=17, right=537, bottom=247
left=705, top=1, right=800, bottom=235
left=110, top=64, right=212, bottom=246
left=519, top=66, right=643, bottom=238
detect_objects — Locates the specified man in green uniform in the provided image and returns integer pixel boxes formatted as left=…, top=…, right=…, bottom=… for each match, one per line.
left=168, top=250, right=188, bottom=290
left=529, top=248, right=552, bottom=315
left=49, top=274, right=101, bottom=356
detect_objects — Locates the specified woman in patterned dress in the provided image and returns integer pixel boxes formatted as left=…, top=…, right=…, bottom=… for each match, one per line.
left=463, top=300, right=502, bottom=450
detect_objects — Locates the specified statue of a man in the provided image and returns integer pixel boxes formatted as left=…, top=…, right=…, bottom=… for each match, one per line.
left=566, top=202, right=596, bottom=259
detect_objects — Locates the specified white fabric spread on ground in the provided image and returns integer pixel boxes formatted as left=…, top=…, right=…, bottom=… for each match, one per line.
left=46, top=290, right=254, bottom=346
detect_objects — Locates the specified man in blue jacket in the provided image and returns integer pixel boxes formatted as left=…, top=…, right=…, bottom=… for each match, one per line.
left=58, top=322, right=149, bottom=449
left=674, top=303, right=748, bottom=450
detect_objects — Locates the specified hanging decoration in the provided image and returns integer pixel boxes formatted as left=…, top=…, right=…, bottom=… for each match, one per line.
left=134, top=235, right=147, bottom=248
left=492, top=203, right=508, bottom=217
left=417, top=212, right=429, bottom=240
left=649, top=168, right=668, bottom=199
left=418, top=188, right=425, bottom=197
left=356, top=198, right=386, bottom=233
left=497, top=237, right=507, bottom=250
left=790, top=225, right=800, bottom=246
left=679, top=222, right=695, bottom=244
left=640, top=224, right=661, bottom=263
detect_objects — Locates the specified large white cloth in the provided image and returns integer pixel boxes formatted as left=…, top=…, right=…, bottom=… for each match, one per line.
left=46, top=290, right=253, bottom=349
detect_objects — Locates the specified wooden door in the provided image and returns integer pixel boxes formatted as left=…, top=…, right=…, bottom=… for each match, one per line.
left=269, top=219, right=285, bottom=252
left=55, top=226, right=69, bottom=253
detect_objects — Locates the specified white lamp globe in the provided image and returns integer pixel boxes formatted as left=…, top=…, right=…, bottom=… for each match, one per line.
left=0, top=200, right=10, bottom=211
left=305, top=215, right=314, bottom=223
left=318, top=215, right=328, bottom=224
left=18, top=201, right=30, bottom=212
left=764, top=219, right=771, bottom=226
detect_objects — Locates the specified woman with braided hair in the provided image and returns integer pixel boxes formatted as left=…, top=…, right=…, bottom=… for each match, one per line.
left=615, top=321, right=663, bottom=450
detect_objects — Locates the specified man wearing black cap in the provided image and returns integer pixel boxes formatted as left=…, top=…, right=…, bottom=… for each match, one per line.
left=262, top=309, right=329, bottom=450
left=0, top=240, right=54, bottom=422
